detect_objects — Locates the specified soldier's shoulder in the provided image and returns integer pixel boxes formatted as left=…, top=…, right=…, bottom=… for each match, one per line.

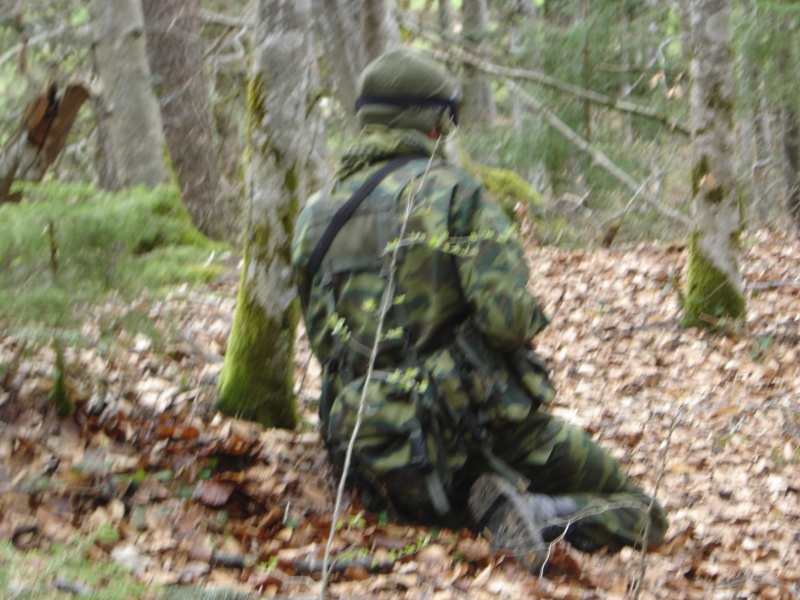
left=424, top=162, right=481, bottom=190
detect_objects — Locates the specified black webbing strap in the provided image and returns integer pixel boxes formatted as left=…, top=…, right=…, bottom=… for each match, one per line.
left=355, top=94, right=459, bottom=125
left=301, top=154, right=426, bottom=307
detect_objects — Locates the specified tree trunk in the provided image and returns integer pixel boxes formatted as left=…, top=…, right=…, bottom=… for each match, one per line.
left=216, top=0, right=313, bottom=429
left=0, top=82, right=89, bottom=203
left=313, top=0, right=399, bottom=129
left=437, top=0, right=453, bottom=34
left=363, top=0, right=401, bottom=61
left=775, top=17, right=800, bottom=227
left=783, top=106, right=800, bottom=227
left=89, top=0, right=167, bottom=189
left=313, top=0, right=365, bottom=128
left=684, top=0, right=745, bottom=327
left=142, top=0, right=229, bottom=240
left=461, top=0, right=496, bottom=125
left=677, top=0, right=692, bottom=62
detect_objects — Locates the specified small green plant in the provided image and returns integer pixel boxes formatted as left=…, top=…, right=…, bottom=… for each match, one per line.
left=771, top=442, right=800, bottom=465
left=752, top=334, right=773, bottom=363
left=48, top=337, right=74, bottom=417
left=94, top=523, right=121, bottom=546
left=386, top=533, right=432, bottom=562
left=347, top=514, right=368, bottom=530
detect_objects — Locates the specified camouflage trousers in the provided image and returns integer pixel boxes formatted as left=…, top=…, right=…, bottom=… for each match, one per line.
left=325, top=332, right=667, bottom=552
left=330, top=380, right=668, bottom=552
left=467, top=408, right=669, bottom=552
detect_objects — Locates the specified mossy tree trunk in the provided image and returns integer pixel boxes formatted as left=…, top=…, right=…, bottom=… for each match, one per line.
left=216, top=0, right=312, bottom=428
left=684, top=0, right=745, bottom=327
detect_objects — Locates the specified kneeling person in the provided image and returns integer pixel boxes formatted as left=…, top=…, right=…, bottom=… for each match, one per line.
left=291, top=46, right=668, bottom=573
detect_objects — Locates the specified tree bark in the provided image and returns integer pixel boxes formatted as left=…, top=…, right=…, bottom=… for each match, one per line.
left=313, top=0, right=365, bottom=127
left=142, top=0, right=229, bottom=240
left=783, top=106, right=800, bottom=227
left=437, top=0, right=453, bottom=34
left=313, top=0, right=399, bottom=129
left=363, top=0, right=401, bottom=61
left=775, top=17, right=800, bottom=227
left=89, top=0, right=167, bottom=189
left=216, top=0, right=313, bottom=428
left=461, top=0, right=496, bottom=125
left=684, top=0, right=745, bottom=326
left=0, top=82, right=90, bottom=203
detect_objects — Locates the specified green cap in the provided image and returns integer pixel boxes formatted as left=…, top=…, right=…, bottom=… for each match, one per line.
left=356, top=47, right=459, bottom=132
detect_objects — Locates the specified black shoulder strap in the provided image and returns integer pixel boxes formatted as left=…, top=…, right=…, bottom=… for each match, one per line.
left=301, top=154, right=425, bottom=306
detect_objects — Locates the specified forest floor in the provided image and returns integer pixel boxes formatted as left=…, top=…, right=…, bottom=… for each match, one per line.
left=1, top=228, right=799, bottom=599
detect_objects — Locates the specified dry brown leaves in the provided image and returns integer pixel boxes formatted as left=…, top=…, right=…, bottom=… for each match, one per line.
left=1, top=229, right=798, bottom=599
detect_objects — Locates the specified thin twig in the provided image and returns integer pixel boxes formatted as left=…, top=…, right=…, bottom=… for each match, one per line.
left=197, top=8, right=253, bottom=29
left=399, top=13, right=690, bottom=136
left=319, top=139, right=443, bottom=599
left=747, top=279, right=800, bottom=290
left=505, top=80, right=689, bottom=227
left=631, top=402, right=682, bottom=600
left=0, top=25, right=90, bottom=69
left=600, top=173, right=661, bottom=229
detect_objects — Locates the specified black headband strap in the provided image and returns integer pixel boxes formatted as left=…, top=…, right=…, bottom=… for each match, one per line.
left=355, top=94, right=459, bottom=125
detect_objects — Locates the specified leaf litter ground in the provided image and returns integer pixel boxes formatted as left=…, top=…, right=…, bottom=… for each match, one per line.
left=1, top=230, right=798, bottom=599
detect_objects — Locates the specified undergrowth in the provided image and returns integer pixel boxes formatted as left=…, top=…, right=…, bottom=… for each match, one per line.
left=0, top=540, right=154, bottom=600
left=0, top=182, right=229, bottom=331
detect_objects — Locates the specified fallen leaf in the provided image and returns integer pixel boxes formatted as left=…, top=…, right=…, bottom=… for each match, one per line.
left=193, top=480, right=235, bottom=507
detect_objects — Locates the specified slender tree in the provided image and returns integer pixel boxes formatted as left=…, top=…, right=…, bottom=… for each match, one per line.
left=437, top=0, right=453, bottom=34
left=313, top=0, right=367, bottom=127
left=782, top=106, right=800, bottom=227
left=363, top=0, right=401, bottom=61
left=313, top=0, right=399, bottom=129
left=775, top=17, right=800, bottom=227
left=683, top=0, right=745, bottom=326
left=142, top=0, right=229, bottom=240
left=461, top=0, right=496, bottom=124
left=216, top=0, right=313, bottom=428
left=89, top=0, right=167, bottom=189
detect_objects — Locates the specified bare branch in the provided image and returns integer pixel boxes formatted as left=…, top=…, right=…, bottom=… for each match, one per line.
left=501, top=81, right=690, bottom=228
left=631, top=403, right=682, bottom=600
left=197, top=8, right=253, bottom=30
left=319, top=140, right=445, bottom=598
left=747, top=280, right=800, bottom=290
left=400, top=13, right=690, bottom=136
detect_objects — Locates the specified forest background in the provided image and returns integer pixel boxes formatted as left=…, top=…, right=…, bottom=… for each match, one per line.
left=0, top=1, right=798, bottom=599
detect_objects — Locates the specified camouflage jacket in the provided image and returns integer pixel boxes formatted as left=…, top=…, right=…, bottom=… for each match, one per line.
left=291, top=126, right=555, bottom=514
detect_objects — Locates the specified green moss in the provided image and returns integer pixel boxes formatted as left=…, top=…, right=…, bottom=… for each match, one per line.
left=216, top=260, right=299, bottom=429
left=216, top=67, right=301, bottom=429
left=463, top=154, right=547, bottom=220
left=0, top=181, right=228, bottom=328
left=691, top=154, right=711, bottom=197
left=682, top=231, right=746, bottom=327
left=246, top=73, right=267, bottom=128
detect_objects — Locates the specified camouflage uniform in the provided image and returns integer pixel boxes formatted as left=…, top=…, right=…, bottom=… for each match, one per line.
left=291, top=48, right=667, bottom=555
